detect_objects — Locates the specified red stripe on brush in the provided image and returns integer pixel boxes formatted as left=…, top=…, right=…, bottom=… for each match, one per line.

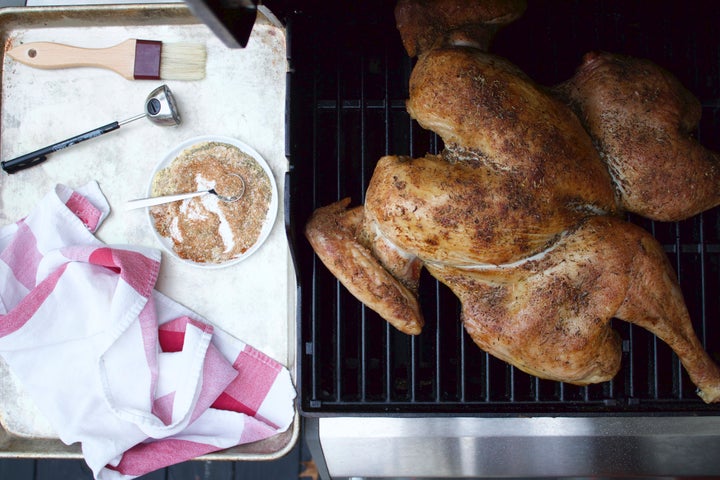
left=133, top=40, right=162, bottom=80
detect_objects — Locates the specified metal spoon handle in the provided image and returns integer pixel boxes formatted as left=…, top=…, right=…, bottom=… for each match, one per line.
left=124, top=190, right=209, bottom=210
left=1, top=121, right=121, bottom=174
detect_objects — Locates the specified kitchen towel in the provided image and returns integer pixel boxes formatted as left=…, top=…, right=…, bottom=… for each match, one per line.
left=0, top=182, right=295, bottom=479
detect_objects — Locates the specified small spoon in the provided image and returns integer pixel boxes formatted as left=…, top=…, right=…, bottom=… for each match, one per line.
left=124, top=173, right=245, bottom=210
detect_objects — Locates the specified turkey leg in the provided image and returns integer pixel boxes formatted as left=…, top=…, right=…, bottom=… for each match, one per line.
left=426, top=216, right=720, bottom=402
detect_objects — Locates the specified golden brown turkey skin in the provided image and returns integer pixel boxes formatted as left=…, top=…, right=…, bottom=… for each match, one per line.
left=394, top=0, right=527, bottom=56
left=305, top=199, right=424, bottom=335
left=406, top=47, right=617, bottom=217
left=372, top=47, right=617, bottom=264
left=559, top=51, right=720, bottom=221
left=366, top=152, right=601, bottom=265
left=427, top=215, right=720, bottom=402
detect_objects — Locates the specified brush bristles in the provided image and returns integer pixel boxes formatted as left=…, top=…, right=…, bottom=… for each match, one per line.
left=159, top=43, right=207, bottom=81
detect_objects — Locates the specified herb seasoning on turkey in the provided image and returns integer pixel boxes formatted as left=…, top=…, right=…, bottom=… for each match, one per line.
left=305, top=0, right=720, bottom=403
left=150, top=141, right=273, bottom=264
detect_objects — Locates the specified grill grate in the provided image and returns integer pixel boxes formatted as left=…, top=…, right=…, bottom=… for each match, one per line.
left=289, top=0, right=720, bottom=415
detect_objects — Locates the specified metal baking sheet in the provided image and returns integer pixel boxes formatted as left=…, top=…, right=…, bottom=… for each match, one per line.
left=0, top=3, right=298, bottom=460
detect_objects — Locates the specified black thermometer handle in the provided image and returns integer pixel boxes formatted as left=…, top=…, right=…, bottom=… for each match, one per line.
left=1, top=121, right=120, bottom=174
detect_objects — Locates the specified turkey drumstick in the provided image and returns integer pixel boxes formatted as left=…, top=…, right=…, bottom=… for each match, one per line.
left=394, top=0, right=527, bottom=56
left=427, top=215, right=720, bottom=403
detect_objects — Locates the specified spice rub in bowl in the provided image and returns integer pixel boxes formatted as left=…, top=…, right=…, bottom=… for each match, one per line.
left=150, top=138, right=277, bottom=266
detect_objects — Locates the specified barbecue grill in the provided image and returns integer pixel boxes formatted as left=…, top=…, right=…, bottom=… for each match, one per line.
left=286, top=1, right=720, bottom=477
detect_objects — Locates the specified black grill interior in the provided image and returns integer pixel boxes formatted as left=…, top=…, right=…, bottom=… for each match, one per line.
left=287, top=0, right=720, bottom=415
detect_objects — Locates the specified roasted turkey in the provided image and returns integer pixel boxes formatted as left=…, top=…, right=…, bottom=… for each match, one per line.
left=394, top=0, right=527, bottom=56
left=428, top=215, right=720, bottom=402
left=305, top=0, right=720, bottom=403
left=557, top=51, right=720, bottom=221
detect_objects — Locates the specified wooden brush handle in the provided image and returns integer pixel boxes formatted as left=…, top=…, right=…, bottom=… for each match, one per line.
left=7, top=39, right=137, bottom=79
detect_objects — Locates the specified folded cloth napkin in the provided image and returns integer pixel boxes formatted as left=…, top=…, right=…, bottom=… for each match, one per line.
left=0, top=182, right=296, bottom=479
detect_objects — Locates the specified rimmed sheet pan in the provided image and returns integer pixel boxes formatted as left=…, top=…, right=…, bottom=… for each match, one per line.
left=0, top=3, right=298, bottom=461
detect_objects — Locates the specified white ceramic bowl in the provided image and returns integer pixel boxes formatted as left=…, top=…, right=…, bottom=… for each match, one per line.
left=146, top=135, right=278, bottom=269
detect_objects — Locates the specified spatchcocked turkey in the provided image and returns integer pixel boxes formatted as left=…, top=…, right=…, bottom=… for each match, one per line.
left=304, top=0, right=720, bottom=403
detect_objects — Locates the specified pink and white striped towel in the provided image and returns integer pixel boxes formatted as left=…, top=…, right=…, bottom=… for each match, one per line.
left=0, top=182, right=296, bottom=479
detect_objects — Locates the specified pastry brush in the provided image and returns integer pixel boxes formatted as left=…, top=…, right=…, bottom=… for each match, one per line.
left=7, top=39, right=206, bottom=80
